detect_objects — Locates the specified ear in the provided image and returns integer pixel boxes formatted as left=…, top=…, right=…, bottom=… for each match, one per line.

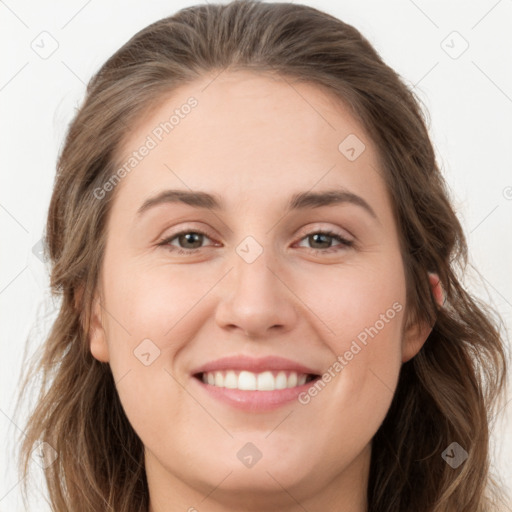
left=401, top=272, right=444, bottom=363
left=85, top=287, right=110, bottom=363
left=429, top=272, right=445, bottom=307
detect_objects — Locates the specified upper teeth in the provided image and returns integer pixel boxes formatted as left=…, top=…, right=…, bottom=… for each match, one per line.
left=201, top=370, right=308, bottom=391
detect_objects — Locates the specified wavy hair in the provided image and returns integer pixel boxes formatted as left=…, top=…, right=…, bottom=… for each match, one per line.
left=17, top=1, right=510, bottom=510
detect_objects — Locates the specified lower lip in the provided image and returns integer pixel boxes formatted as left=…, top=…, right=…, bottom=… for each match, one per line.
left=191, top=376, right=319, bottom=412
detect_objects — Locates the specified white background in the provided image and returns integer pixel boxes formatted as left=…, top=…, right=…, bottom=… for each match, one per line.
left=1, top=0, right=511, bottom=509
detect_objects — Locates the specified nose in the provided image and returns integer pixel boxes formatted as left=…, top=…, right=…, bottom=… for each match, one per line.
left=214, top=247, right=299, bottom=338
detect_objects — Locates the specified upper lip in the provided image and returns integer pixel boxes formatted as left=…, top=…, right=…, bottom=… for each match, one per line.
left=191, top=355, right=320, bottom=376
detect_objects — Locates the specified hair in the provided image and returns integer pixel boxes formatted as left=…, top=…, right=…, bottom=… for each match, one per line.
left=16, top=1, right=510, bottom=511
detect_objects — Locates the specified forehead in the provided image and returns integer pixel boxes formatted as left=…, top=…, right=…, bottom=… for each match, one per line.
left=112, top=70, right=388, bottom=215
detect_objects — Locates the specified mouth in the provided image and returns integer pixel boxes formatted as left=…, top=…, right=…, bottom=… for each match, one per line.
left=190, top=355, right=323, bottom=411
left=193, top=370, right=320, bottom=391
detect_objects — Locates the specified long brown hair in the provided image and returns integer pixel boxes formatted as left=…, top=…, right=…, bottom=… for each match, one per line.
left=17, top=1, right=510, bottom=510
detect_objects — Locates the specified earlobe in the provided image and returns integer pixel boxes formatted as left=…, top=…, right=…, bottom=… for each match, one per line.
left=88, top=292, right=110, bottom=363
left=401, top=317, right=432, bottom=363
left=401, top=272, right=444, bottom=363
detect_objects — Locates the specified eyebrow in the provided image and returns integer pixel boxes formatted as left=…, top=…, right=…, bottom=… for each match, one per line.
left=136, top=188, right=378, bottom=220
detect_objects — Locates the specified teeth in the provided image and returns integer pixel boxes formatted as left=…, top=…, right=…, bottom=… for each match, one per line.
left=275, top=371, right=288, bottom=390
left=257, top=371, right=275, bottom=390
left=224, top=371, right=238, bottom=389
left=238, top=371, right=257, bottom=390
left=214, top=371, right=224, bottom=387
left=201, top=370, right=312, bottom=390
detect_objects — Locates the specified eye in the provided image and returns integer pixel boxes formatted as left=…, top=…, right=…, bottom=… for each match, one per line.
left=157, top=228, right=354, bottom=256
left=157, top=229, right=218, bottom=255
left=295, top=230, right=354, bottom=253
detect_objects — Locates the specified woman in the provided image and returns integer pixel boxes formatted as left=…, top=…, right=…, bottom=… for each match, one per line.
left=17, top=1, right=510, bottom=511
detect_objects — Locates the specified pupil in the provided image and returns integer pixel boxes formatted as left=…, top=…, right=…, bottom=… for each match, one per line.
left=180, top=232, right=203, bottom=249
left=310, top=233, right=331, bottom=248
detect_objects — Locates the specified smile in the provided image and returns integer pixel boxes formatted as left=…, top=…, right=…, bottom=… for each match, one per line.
left=197, top=370, right=318, bottom=391
left=190, top=355, right=322, bottom=411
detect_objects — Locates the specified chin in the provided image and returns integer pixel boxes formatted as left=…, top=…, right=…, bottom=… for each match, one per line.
left=199, top=450, right=320, bottom=493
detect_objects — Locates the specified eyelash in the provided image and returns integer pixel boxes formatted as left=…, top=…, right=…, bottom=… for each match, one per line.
left=157, top=228, right=354, bottom=256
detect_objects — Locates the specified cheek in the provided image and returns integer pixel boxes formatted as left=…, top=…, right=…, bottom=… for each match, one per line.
left=99, top=265, right=198, bottom=443
left=304, top=258, right=405, bottom=422
left=103, top=262, right=217, bottom=352
left=301, top=257, right=406, bottom=349
left=114, top=363, right=184, bottom=446
left=99, top=263, right=219, bottom=424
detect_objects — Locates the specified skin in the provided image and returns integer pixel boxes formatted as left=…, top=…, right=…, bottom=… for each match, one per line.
left=88, top=70, right=440, bottom=512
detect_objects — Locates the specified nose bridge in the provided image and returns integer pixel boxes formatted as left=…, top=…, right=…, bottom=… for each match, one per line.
left=214, top=234, right=297, bottom=336
left=231, top=234, right=281, bottom=303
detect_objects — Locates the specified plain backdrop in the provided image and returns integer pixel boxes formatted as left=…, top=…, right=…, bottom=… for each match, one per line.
left=1, top=0, right=511, bottom=509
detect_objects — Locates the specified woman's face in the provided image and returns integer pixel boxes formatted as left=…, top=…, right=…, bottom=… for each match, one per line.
left=89, top=71, right=432, bottom=510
